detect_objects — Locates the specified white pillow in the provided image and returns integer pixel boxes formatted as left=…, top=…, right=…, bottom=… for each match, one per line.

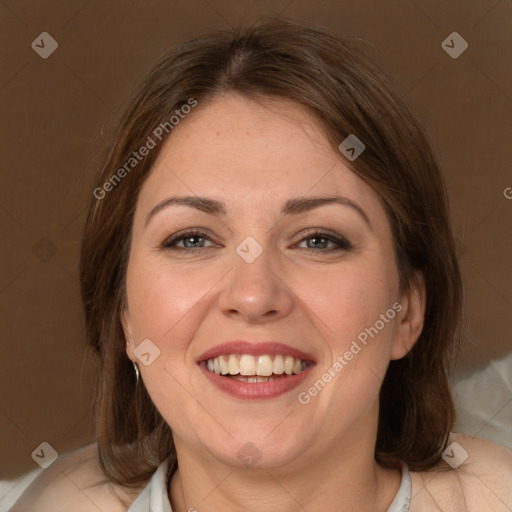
left=453, top=351, right=512, bottom=449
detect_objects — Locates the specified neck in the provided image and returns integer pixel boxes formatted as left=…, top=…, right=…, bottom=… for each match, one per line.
left=168, top=417, right=401, bottom=512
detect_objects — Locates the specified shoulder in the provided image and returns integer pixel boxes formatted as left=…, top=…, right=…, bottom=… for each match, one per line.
left=409, top=433, right=512, bottom=512
left=10, top=442, right=144, bottom=512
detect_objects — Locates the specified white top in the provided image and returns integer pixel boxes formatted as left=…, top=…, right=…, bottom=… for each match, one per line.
left=126, top=460, right=411, bottom=512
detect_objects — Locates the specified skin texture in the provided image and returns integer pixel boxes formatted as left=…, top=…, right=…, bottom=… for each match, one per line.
left=121, top=94, right=426, bottom=511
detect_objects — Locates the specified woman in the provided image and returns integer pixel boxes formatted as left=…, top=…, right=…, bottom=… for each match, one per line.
left=13, top=18, right=512, bottom=512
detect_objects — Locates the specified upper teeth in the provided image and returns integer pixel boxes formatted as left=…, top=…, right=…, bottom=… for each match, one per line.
left=206, top=354, right=307, bottom=376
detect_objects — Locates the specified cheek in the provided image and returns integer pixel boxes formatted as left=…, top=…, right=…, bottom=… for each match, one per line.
left=294, top=265, right=398, bottom=419
left=124, top=259, right=220, bottom=432
left=293, top=257, right=398, bottom=349
left=125, top=258, right=221, bottom=342
left=292, top=257, right=399, bottom=414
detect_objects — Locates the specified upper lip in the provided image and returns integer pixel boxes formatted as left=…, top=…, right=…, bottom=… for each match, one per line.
left=196, top=341, right=316, bottom=364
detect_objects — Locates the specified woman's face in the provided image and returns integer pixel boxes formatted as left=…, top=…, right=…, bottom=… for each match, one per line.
left=123, top=94, right=422, bottom=470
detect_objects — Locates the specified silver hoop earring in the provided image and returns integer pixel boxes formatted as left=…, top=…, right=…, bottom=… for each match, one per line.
left=133, top=362, right=140, bottom=383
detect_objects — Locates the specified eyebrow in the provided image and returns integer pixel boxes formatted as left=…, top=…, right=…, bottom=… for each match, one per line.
left=145, top=195, right=373, bottom=230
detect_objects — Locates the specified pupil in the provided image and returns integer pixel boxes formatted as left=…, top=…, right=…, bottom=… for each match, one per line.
left=185, top=236, right=202, bottom=248
left=309, top=237, right=327, bottom=249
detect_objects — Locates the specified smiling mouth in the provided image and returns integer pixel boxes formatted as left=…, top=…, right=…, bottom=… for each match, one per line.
left=205, top=354, right=311, bottom=382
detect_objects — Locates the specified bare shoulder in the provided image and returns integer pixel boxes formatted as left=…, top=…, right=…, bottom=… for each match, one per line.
left=10, top=442, right=143, bottom=512
left=409, top=433, right=512, bottom=512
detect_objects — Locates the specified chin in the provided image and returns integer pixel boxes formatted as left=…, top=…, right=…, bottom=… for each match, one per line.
left=198, top=426, right=316, bottom=471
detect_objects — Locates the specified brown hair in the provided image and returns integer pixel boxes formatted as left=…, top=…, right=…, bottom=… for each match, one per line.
left=79, top=17, right=463, bottom=488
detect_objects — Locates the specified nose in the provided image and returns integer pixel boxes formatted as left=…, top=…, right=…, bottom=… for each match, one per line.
left=217, top=245, right=294, bottom=324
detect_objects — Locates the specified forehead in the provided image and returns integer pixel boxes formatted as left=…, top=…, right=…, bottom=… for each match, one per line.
left=136, top=94, right=385, bottom=223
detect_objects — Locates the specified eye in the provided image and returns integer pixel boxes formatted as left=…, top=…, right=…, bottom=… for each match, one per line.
left=296, top=230, right=352, bottom=252
left=161, top=230, right=217, bottom=250
left=160, top=229, right=352, bottom=253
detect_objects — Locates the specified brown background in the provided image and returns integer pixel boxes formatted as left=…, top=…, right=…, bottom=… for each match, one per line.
left=1, top=0, right=511, bottom=480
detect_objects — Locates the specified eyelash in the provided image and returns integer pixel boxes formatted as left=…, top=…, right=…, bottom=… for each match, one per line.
left=160, top=229, right=352, bottom=253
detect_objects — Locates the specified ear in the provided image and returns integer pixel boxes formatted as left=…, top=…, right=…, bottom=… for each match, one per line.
left=391, top=271, right=426, bottom=360
left=122, top=306, right=135, bottom=362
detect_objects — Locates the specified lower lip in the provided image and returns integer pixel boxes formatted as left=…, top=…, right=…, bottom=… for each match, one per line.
left=199, top=362, right=315, bottom=400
